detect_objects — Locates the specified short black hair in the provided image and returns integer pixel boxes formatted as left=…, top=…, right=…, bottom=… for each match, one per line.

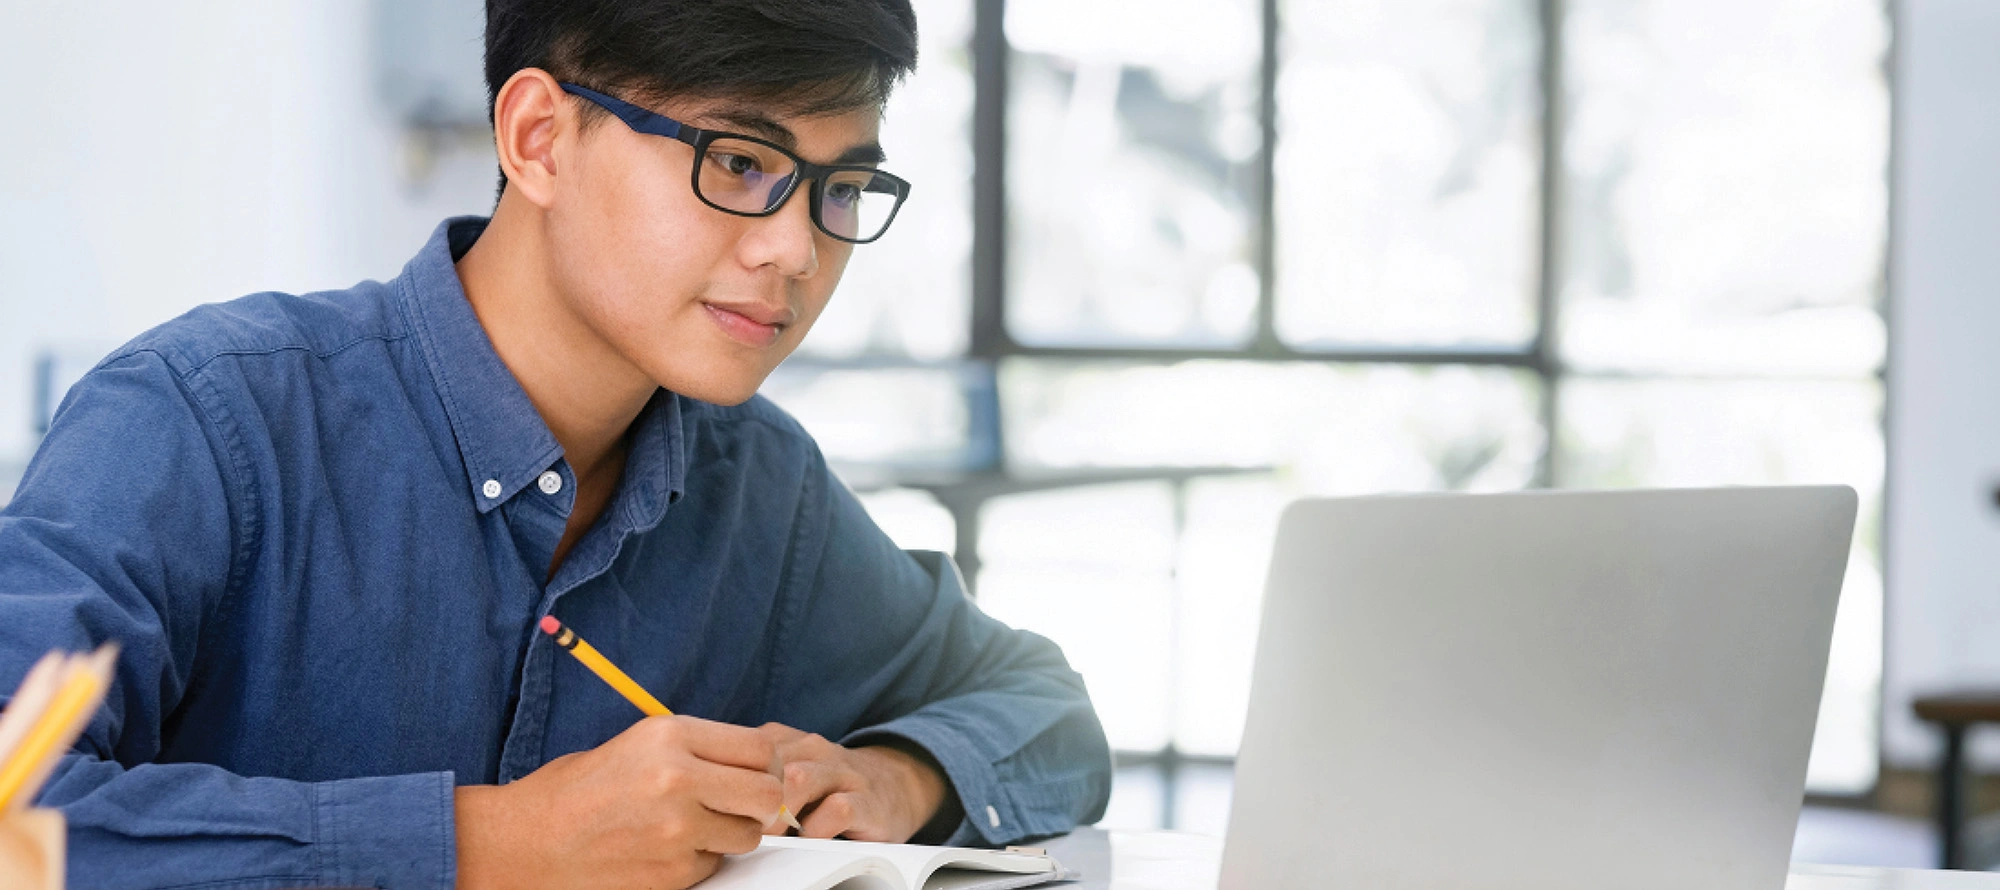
left=483, top=0, right=918, bottom=198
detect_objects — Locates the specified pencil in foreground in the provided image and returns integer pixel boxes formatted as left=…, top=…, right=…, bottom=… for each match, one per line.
left=0, top=643, right=119, bottom=812
left=538, top=615, right=803, bottom=832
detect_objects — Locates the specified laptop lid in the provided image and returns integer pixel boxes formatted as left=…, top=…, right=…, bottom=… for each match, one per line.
left=1220, top=486, right=1856, bottom=890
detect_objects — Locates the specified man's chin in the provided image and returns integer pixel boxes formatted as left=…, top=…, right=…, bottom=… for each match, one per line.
left=688, top=386, right=761, bottom=407
left=639, top=343, right=792, bottom=406
left=655, top=369, right=769, bottom=407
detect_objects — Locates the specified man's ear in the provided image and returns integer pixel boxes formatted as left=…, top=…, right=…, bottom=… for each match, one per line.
left=491, top=68, right=569, bottom=210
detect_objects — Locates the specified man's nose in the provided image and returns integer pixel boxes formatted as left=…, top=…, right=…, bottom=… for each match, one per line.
left=745, top=182, right=820, bottom=279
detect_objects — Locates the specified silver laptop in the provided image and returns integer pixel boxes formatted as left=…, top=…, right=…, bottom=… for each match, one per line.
left=1220, top=486, right=1856, bottom=890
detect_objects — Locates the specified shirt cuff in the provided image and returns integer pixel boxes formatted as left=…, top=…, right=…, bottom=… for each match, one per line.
left=312, top=771, right=457, bottom=889
left=844, top=717, right=1069, bottom=848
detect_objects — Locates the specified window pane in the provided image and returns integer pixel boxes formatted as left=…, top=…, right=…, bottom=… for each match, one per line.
left=851, top=487, right=957, bottom=555
left=758, top=366, right=974, bottom=469
left=1005, top=0, right=1263, bottom=346
left=977, top=482, right=1178, bottom=751
left=1275, top=0, right=1542, bottom=348
left=1100, top=765, right=1169, bottom=831
left=796, top=0, right=971, bottom=360
left=0, top=458, right=19, bottom=506
left=995, top=361, right=1545, bottom=760
left=1001, top=360, right=1544, bottom=492
left=1173, top=475, right=1289, bottom=757
left=1172, top=763, right=1237, bottom=836
left=1557, top=378, right=1884, bottom=793
left=1099, top=762, right=1238, bottom=833
left=1559, top=0, right=1890, bottom=375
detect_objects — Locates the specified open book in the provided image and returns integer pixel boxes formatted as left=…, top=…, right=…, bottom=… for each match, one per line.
left=699, top=836, right=1076, bottom=890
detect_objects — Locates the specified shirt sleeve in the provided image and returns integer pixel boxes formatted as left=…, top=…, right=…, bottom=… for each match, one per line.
left=0, top=349, right=456, bottom=889
left=772, top=448, right=1113, bottom=847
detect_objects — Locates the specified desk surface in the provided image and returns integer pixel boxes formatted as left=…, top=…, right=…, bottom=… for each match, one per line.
left=1040, top=829, right=2000, bottom=889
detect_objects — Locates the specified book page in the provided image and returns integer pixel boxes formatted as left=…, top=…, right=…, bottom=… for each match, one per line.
left=922, top=868, right=1078, bottom=890
left=754, top=837, right=1061, bottom=889
left=698, top=842, right=899, bottom=890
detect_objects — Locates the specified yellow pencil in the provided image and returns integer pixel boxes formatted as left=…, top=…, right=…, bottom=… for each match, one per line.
left=538, top=616, right=801, bottom=831
left=0, top=652, right=65, bottom=768
left=0, top=644, right=118, bottom=812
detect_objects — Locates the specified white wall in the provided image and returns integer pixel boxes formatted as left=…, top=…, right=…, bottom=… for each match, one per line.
left=1884, top=0, right=2000, bottom=768
left=0, top=0, right=496, bottom=471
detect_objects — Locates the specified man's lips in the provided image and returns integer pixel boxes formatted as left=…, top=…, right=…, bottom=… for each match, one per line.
left=704, top=299, right=796, bottom=327
left=702, top=301, right=792, bottom=347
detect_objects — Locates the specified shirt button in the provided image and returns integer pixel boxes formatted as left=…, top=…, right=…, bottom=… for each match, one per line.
left=986, top=805, right=1001, bottom=829
left=481, top=479, right=501, bottom=499
left=538, top=471, right=563, bottom=496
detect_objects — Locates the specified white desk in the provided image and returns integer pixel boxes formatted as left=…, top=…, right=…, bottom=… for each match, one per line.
left=1039, top=829, right=2000, bottom=890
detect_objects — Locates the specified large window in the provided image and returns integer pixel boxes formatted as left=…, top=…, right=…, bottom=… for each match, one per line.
left=766, top=0, right=1890, bottom=831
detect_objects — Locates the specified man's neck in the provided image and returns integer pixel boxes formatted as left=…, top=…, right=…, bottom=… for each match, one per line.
left=452, top=196, right=655, bottom=482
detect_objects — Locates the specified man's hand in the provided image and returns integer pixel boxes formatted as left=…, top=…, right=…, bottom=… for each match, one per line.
left=455, top=715, right=787, bottom=890
left=759, top=724, right=949, bottom=843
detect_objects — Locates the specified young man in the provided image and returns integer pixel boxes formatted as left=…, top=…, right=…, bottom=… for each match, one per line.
left=0, top=1, right=1111, bottom=887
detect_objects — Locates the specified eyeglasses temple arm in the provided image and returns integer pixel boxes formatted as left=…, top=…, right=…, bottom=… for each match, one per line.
left=558, top=83, right=692, bottom=143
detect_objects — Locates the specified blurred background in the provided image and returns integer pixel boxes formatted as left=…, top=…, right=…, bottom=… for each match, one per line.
left=4, top=0, right=2000, bottom=872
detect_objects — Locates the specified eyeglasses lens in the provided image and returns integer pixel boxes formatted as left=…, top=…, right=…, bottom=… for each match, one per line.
left=695, top=136, right=902, bottom=242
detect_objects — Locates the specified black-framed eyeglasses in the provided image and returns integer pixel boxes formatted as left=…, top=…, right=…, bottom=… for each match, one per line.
left=559, top=83, right=911, bottom=245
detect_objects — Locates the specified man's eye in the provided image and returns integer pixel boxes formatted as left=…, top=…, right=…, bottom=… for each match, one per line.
left=826, top=182, right=863, bottom=205
left=709, top=152, right=759, bottom=176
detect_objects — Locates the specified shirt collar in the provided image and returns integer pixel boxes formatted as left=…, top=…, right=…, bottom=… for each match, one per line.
left=396, top=216, right=688, bottom=517
left=620, top=388, right=686, bottom=533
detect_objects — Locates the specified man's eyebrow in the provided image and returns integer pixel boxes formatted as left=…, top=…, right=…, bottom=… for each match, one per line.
left=699, top=108, right=887, bottom=167
left=834, top=143, right=888, bottom=166
left=702, top=110, right=798, bottom=148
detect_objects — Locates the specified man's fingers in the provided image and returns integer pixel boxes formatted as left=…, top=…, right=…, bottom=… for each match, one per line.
left=647, top=715, right=781, bottom=773
left=798, top=791, right=860, bottom=840
left=675, top=850, right=725, bottom=888
left=780, top=758, right=848, bottom=817
left=682, top=759, right=785, bottom=826
left=691, top=810, right=768, bottom=856
left=758, top=722, right=809, bottom=746
left=772, top=729, right=842, bottom=763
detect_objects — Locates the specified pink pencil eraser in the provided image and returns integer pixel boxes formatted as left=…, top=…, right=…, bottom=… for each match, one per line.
left=539, top=615, right=561, bottom=635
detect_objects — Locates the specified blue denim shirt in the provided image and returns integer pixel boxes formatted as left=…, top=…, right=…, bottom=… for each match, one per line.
left=0, top=217, right=1110, bottom=889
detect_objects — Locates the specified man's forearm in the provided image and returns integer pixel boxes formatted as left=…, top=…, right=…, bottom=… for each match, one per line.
left=852, top=741, right=957, bottom=842
left=863, top=739, right=964, bottom=844
left=843, top=687, right=1112, bottom=847
left=42, top=754, right=456, bottom=889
